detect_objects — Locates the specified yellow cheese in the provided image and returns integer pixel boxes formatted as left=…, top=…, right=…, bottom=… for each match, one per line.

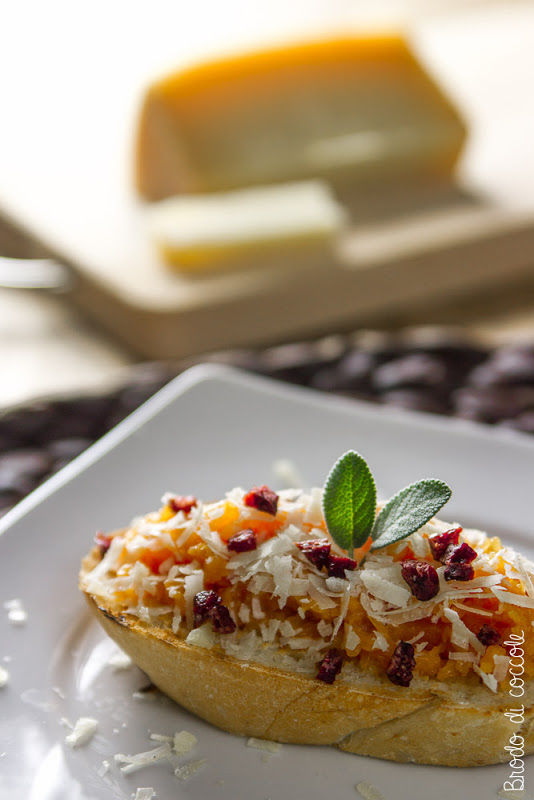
left=136, top=35, right=466, bottom=201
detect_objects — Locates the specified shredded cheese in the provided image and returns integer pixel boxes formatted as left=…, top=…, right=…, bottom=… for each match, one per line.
left=115, top=743, right=172, bottom=774
left=65, top=717, right=98, bottom=748
left=133, top=790, right=155, bottom=800
left=173, top=730, right=197, bottom=756
left=473, top=665, right=498, bottom=693
left=0, top=666, right=9, bottom=688
left=246, top=737, right=282, bottom=753
left=355, top=782, right=385, bottom=800
left=4, top=598, right=27, bottom=625
left=174, top=759, right=207, bottom=781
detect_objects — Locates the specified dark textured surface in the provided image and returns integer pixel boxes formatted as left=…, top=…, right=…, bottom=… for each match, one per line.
left=1, top=330, right=534, bottom=518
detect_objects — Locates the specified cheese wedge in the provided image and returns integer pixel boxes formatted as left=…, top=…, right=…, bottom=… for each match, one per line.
left=136, top=35, right=466, bottom=201
left=147, top=180, right=347, bottom=271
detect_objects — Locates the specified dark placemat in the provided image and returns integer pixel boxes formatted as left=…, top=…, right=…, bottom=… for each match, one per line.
left=1, top=328, right=533, bottom=518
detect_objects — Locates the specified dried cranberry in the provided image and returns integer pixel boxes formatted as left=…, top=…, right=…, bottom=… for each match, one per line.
left=227, top=529, right=257, bottom=553
left=193, top=590, right=221, bottom=627
left=169, top=495, right=197, bottom=514
left=429, top=527, right=462, bottom=561
left=401, top=559, right=440, bottom=601
left=317, top=649, right=344, bottom=684
left=326, top=554, right=357, bottom=578
left=477, top=624, right=500, bottom=646
left=94, top=531, right=112, bottom=555
left=445, top=542, right=477, bottom=564
left=296, top=539, right=331, bottom=569
left=386, top=641, right=416, bottom=687
left=444, top=561, right=475, bottom=581
left=243, top=485, right=279, bottom=515
left=208, top=604, right=236, bottom=634
left=192, top=590, right=236, bottom=634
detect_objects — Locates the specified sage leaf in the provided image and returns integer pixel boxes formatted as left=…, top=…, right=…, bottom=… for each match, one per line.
left=371, top=479, right=451, bottom=550
left=322, top=450, right=377, bottom=551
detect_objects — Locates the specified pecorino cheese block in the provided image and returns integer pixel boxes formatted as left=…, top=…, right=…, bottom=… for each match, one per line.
left=135, top=35, right=466, bottom=201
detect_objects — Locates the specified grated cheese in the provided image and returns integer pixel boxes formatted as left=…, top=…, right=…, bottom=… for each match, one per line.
left=246, top=737, right=282, bottom=753
left=173, top=730, right=197, bottom=756
left=493, top=654, right=509, bottom=682
left=317, top=619, right=333, bottom=638
left=133, top=790, right=155, bottom=800
left=251, top=597, right=265, bottom=620
left=473, top=664, right=498, bottom=693
left=115, top=743, right=172, bottom=774
left=174, top=758, right=207, bottom=781
left=97, top=760, right=110, bottom=777
left=371, top=632, right=389, bottom=652
left=448, top=652, right=477, bottom=662
left=185, top=624, right=216, bottom=649
left=451, top=601, right=492, bottom=616
left=65, top=717, right=98, bottom=748
left=442, top=607, right=483, bottom=653
left=184, top=571, right=204, bottom=627
left=0, top=666, right=9, bottom=688
left=4, top=598, right=27, bottom=625
left=345, top=626, right=361, bottom=651
left=331, top=588, right=351, bottom=640
left=360, top=571, right=411, bottom=608
left=355, top=782, right=385, bottom=800
left=491, top=587, right=534, bottom=609
left=407, top=631, right=425, bottom=645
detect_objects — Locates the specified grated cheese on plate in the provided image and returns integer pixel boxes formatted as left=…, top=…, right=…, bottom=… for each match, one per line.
left=174, top=758, right=207, bottom=781
left=0, top=666, right=9, bottom=688
left=246, top=737, right=282, bottom=754
left=173, top=730, right=198, bottom=756
left=65, top=717, right=98, bottom=748
left=115, top=743, right=172, bottom=774
left=4, top=598, right=27, bottom=625
left=133, top=790, right=155, bottom=800
left=355, top=782, right=385, bottom=800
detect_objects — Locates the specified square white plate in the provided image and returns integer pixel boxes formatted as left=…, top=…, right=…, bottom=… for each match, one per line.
left=0, top=365, right=533, bottom=800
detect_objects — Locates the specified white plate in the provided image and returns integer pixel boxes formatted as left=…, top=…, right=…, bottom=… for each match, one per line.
left=0, top=365, right=533, bottom=800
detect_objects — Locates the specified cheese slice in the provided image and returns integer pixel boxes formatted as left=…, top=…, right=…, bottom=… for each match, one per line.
left=136, top=35, right=466, bottom=201
left=147, top=180, right=346, bottom=270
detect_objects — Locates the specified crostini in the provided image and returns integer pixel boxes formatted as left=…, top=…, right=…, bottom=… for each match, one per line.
left=80, top=476, right=534, bottom=766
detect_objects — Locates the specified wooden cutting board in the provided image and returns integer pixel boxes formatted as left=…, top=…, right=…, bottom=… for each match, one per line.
left=1, top=1, right=534, bottom=360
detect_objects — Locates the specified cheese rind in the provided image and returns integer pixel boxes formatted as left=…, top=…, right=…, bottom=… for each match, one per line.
left=136, top=35, right=466, bottom=200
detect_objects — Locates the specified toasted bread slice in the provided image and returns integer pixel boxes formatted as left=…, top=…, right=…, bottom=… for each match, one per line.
left=81, top=545, right=534, bottom=767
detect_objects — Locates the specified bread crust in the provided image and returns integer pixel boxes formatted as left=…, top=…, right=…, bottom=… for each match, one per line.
left=81, top=549, right=534, bottom=767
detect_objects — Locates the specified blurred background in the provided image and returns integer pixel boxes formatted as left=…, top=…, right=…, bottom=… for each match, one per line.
left=1, top=0, right=534, bottom=515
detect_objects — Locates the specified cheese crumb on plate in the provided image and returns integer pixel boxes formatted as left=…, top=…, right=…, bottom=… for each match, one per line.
left=4, top=598, right=27, bottom=625
left=0, top=666, right=9, bottom=688
left=64, top=717, right=98, bottom=748
left=246, top=737, right=282, bottom=754
left=356, top=782, right=385, bottom=800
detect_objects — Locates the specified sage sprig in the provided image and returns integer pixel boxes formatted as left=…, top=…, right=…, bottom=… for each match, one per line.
left=321, top=450, right=451, bottom=555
